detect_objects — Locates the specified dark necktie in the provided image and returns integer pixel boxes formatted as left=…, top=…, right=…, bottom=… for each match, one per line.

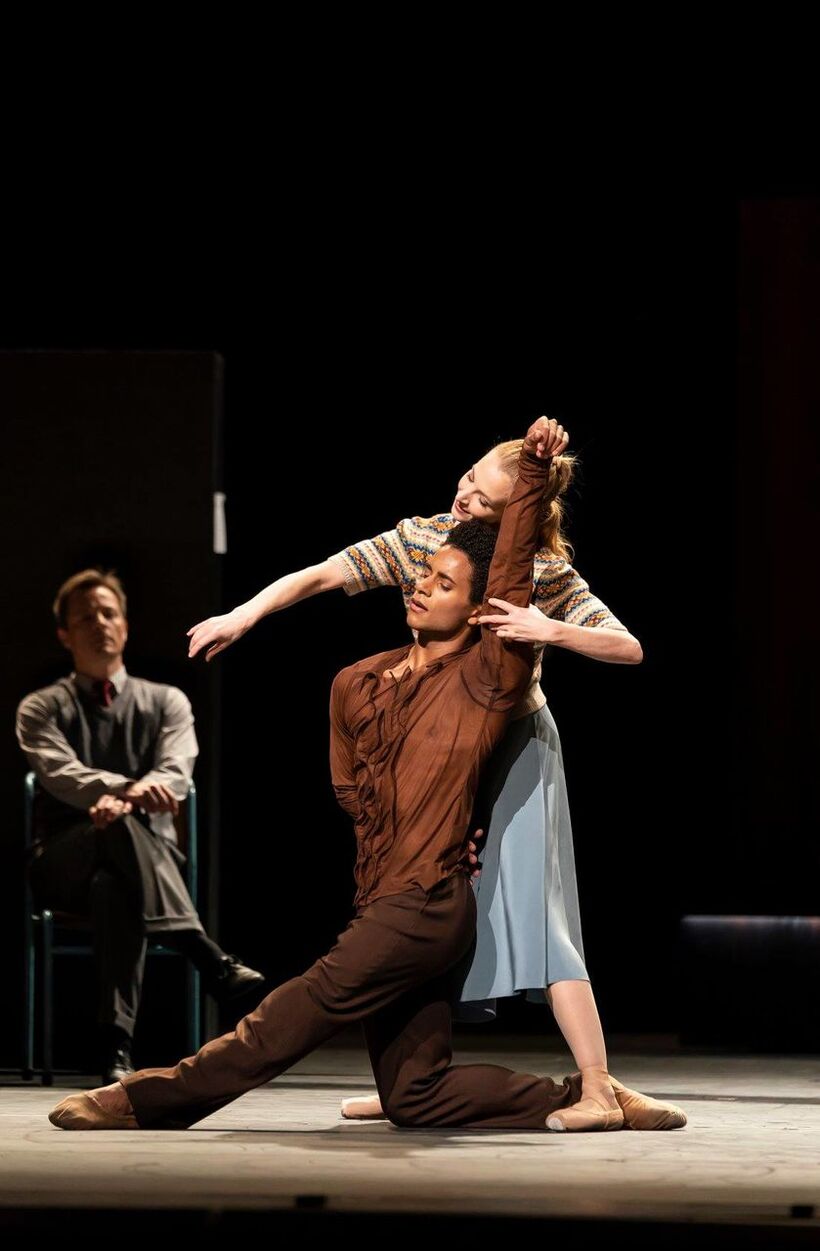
left=91, top=678, right=116, bottom=707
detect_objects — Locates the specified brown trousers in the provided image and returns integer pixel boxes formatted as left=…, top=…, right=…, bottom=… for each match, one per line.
left=120, top=871, right=583, bottom=1130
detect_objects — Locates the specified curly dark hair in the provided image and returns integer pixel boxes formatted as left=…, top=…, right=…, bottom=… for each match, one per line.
left=442, top=519, right=499, bottom=606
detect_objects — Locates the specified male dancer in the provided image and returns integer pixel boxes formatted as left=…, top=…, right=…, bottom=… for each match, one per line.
left=49, top=417, right=684, bottom=1133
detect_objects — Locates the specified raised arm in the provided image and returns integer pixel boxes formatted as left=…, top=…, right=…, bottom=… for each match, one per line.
left=463, top=418, right=567, bottom=712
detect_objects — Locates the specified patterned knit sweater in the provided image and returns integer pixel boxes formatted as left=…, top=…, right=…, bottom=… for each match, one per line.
left=327, top=513, right=628, bottom=720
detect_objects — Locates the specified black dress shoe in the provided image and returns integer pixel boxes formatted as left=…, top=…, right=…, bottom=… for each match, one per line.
left=101, top=1042, right=135, bottom=1086
left=205, top=953, right=266, bottom=1004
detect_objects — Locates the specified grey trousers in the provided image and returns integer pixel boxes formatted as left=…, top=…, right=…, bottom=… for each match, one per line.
left=28, top=814, right=206, bottom=1037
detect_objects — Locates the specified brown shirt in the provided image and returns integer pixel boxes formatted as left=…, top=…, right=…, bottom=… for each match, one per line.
left=329, top=441, right=550, bottom=909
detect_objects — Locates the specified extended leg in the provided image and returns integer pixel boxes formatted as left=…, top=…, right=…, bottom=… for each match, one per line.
left=49, top=876, right=481, bottom=1130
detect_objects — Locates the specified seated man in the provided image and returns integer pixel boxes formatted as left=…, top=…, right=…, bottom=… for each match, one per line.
left=16, top=568, right=266, bottom=1084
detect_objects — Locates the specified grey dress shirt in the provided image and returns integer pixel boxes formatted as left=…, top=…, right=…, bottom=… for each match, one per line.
left=15, top=665, right=198, bottom=847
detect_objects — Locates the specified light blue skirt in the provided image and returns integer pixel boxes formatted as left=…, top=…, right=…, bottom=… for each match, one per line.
left=452, top=702, right=590, bottom=1023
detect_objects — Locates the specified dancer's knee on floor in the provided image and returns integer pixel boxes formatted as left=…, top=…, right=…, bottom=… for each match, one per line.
left=382, top=1091, right=421, bottom=1127
left=381, top=1077, right=442, bottom=1127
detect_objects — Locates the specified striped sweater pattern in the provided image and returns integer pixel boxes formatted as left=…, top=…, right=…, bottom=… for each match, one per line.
left=327, top=513, right=627, bottom=718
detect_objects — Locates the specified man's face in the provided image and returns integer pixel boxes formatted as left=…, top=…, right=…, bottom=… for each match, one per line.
left=406, top=548, right=482, bottom=636
left=57, top=585, right=128, bottom=671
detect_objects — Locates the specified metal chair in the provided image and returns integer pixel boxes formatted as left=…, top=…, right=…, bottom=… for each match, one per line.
left=21, top=771, right=202, bottom=1084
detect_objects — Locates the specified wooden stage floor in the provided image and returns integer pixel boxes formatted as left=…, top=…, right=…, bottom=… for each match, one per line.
left=1, top=1034, right=818, bottom=1242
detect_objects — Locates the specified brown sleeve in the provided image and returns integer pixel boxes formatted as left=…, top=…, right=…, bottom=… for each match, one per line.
left=462, top=443, right=551, bottom=713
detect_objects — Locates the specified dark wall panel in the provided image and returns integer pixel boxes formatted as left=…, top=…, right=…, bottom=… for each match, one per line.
left=0, top=351, right=223, bottom=1067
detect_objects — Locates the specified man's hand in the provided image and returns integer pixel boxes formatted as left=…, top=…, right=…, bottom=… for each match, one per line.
left=463, top=827, right=486, bottom=879
left=89, top=793, right=134, bottom=829
left=120, top=780, right=179, bottom=815
left=523, top=415, right=569, bottom=461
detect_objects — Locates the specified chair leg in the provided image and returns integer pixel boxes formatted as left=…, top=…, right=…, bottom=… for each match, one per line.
left=186, top=962, right=202, bottom=1053
left=22, top=916, right=35, bottom=1081
left=193, top=968, right=201, bottom=1051
left=41, top=913, right=53, bottom=1087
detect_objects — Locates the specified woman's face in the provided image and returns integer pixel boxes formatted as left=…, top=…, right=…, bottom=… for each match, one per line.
left=451, top=451, right=513, bottom=525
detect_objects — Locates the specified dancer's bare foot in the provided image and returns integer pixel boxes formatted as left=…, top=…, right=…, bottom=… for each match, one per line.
left=340, top=1093, right=385, bottom=1119
left=546, top=1065, right=624, bottom=1132
left=49, top=1080, right=140, bottom=1130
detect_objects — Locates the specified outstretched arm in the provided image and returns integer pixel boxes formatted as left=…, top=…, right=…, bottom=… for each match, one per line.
left=187, top=515, right=438, bottom=662
left=187, top=561, right=346, bottom=662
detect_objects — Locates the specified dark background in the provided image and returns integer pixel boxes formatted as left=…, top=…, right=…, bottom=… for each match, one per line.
left=1, top=185, right=817, bottom=1069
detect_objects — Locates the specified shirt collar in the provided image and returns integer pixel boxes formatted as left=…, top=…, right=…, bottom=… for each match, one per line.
left=71, top=665, right=129, bottom=697
left=362, top=641, right=474, bottom=681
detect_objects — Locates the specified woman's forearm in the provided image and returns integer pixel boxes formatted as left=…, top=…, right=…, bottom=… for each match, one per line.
left=547, top=620, right=643, bottom=664
left=238, top=560, right=345, bottom=626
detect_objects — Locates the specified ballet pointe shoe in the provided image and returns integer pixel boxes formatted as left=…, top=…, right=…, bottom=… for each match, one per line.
left=546, top=1095, right=624, bottom=1133
left=48, top=1081, right=140, bottom=1130
left=340, top=1094, right=386, bottom=1120
left=546, top=1066, right=624, bottom=1133
left=609, top=1077, right=688, bottom=1130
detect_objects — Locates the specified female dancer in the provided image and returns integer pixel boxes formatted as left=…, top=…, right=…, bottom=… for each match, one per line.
left=187, top=422, right=658, bottom=1132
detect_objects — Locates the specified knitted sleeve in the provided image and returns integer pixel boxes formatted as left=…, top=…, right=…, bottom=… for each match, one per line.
left=534, top=558, right=629, bottom=630
left=326, top=514, right=454, bottom=597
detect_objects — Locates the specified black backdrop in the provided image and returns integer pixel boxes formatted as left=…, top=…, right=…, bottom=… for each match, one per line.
left=1, top=190, right=817, bottom=1069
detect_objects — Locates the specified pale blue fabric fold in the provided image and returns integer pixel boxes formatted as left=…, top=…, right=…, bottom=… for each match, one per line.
left=452, top=703, right=589, bottom=1023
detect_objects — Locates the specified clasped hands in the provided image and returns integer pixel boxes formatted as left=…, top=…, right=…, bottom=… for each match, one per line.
left=89, top=780, right=179, bottom=829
